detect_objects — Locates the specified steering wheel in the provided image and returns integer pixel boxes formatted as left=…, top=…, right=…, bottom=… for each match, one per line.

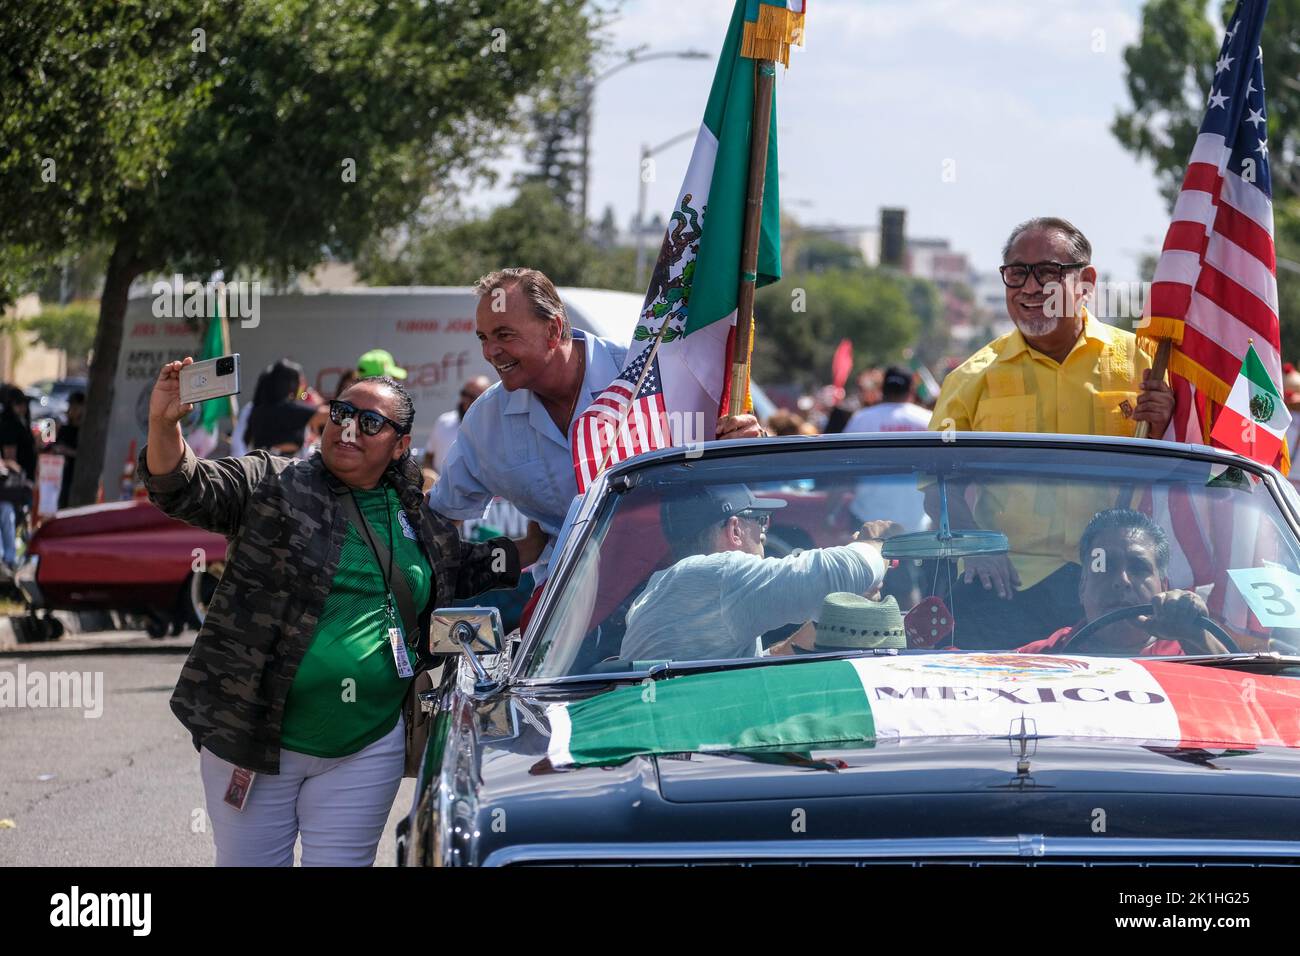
left=1065, top=603, right=1239, bottom=654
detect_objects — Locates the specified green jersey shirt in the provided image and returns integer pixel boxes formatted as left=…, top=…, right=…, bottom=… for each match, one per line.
left=281, top=486, right=431, bottom=757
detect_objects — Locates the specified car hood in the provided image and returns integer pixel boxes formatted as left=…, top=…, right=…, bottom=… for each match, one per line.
left=650, top=734, right=1300, bottom=803
left=459, top=705, right=1300, bottom=865
left=439, top=654, right=1300, bottom=864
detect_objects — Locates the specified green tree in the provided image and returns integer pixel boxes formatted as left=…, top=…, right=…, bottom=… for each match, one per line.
left=517, top=69, right=589, bottom=215
left=752, top=268, right=919, bottom=391
left=1114, top=0, right=1300, bottom=352
left=0, top=0, right=595, bottom=504
left=789, top=235, right=865, bottom=274
left=25, top=301, right=99, bottom=373
left=357, top=182, right=637, bottom=290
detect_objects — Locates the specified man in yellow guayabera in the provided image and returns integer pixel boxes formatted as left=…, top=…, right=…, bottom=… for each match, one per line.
left=927, top=217, right=1175, bottom=648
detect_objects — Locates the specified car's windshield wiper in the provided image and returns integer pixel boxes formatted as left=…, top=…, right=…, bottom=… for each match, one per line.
left=643, top=649, right=898, bottom=681
left=519, top=648, right=899, bottom=689
left=1160, top=652, right=1300, bottom=674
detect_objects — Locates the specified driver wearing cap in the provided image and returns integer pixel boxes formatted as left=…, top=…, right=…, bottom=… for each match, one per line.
left=1016, top=509, right=1229, bottom=656
left=619, top=484, right=899, bottom=664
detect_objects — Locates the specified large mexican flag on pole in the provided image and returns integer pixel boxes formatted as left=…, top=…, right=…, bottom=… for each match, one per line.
left=571, top=0, right=803, bottom=493
left=546, top=655, right=1300, bottom=768
left=1209, top=343, right=1291, bottom=467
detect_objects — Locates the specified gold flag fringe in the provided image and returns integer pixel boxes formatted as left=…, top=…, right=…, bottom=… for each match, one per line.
left=741, top=4, right=806, bottom=66
left=1137, top=317, right=1231, bottom=406
left=1137, top=316, right=1290, bottom=474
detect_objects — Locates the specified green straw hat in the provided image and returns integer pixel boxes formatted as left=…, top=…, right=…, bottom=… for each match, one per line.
left=813, top=593, right=906, bottom=651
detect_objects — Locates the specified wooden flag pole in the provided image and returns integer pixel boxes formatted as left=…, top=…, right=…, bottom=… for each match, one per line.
left=1133, top=338, right=1173, bottom=440
left=727, top=59, right=777, bottom=417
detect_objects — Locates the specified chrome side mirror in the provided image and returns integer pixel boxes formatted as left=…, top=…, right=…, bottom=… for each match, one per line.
left=429, top=607, right=504, bottom=656
left=429, top=607, right=505, bottom=694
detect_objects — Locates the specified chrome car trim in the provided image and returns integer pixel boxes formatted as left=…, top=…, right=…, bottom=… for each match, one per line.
left=484, top=836, right=1300, bottom=867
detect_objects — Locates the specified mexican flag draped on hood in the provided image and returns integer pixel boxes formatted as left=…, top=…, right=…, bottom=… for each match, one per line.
left=572, top=0, right=803, bottom=492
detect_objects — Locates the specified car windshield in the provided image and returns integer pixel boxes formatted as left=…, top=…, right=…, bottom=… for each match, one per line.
left=523, top=441, right=1300, bottom=679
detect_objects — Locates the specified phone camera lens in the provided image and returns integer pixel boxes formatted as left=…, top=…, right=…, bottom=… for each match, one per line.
left=216, top=357, right=234, bottom=375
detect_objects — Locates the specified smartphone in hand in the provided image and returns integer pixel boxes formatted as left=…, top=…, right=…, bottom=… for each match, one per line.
left=179, top=354, right=241, bottom=405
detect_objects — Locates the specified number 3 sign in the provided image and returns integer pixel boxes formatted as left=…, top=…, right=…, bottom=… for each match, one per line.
left=1228, top=567, right=1300, bottom=628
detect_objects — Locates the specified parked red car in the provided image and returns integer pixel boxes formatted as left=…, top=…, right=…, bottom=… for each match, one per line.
left=15, top=499, right=226, bottom=640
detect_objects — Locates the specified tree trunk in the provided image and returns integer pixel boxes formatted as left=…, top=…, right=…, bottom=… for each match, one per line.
left=68, top=239, right=142, bottom=507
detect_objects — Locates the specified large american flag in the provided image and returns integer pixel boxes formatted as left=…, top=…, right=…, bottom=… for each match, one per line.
left=572, top=343, right=670, bottom=492
left=1142, top=0, right=1281, bottom=458
left=1140, top=0, right=1278, bottom=632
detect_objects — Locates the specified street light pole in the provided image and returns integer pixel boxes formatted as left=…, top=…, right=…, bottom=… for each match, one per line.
left=635, top=128, right=696, bottom=291
left=579, top=48, right=708, bottom=226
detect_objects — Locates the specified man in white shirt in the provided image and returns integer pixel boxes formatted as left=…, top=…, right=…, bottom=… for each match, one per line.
left=620, top=484, right=893, bottom=664
left=844, top=366, right=930, bottom=434
left=844, top=366, right=931, bottom=532
left=429, top=268, right=763, bottom=581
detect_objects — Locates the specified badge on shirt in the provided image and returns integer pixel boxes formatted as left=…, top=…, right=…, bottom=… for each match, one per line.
left=1118, top=399, right=1135, bottom=419
left=389, top=626, right=415, bottom=679
left=396, top=509, right=419, bottom=541
left=223, top=767, right=256, bottom=812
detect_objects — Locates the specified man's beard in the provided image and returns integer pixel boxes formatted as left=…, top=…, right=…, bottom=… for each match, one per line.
left=1012, top=311, right=1063, bottom=339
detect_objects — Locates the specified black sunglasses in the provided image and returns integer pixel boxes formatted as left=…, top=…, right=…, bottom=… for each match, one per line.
left=999, top=260, right=1089, bottom=288
left=736, top=509, right=772, bottom=532
left=329, top=399, right=410, bottom=437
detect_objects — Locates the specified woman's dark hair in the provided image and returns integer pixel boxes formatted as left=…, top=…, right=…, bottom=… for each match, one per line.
left=347, top=375, right=424, bottom=517
left=1, top=386, right=28, bottom=419
left=247, top=359, right=307, bottom=450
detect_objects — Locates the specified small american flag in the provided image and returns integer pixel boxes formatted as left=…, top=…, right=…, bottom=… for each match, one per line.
left=1142, top=0, right=1281, bottom=458
left=572, top=343, right=670, bottom=492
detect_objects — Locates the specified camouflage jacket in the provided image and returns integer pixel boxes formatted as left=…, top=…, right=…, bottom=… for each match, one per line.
left=138, top=443, right=520, bottom=774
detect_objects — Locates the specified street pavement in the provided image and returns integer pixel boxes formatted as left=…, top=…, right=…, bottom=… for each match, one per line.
left=0, top=635, right=414, bottom=866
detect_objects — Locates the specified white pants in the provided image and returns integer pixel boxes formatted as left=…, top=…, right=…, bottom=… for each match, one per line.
left=199, top=715, right=406, bottom=867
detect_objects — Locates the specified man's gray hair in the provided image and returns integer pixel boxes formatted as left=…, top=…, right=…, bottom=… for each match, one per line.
left=1001, top=217, right=1092, bottom=264
left=473, top=267, right=571, bottom=340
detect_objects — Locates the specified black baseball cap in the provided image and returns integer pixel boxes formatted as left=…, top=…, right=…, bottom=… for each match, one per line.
left=662, top=483, right=787, bottom=543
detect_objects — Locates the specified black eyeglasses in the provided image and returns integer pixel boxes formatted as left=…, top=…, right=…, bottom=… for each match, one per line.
left=736, top=509, right=772, bottom=532
left=329, top=399, right=410, bottom=437
left=999, top=261, right=1089, bottom=288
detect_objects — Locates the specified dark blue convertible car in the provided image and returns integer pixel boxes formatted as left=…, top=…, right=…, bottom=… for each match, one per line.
left=398, top=432, right=1300, bottom=866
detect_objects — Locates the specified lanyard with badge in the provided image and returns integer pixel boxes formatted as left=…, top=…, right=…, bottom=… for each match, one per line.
left=348, top=488, right=415, bottom=679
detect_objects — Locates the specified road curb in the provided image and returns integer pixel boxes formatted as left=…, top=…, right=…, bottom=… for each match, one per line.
left=0, top=641, right=195, bottom=658
left=0, top=614, right=196, bottom=657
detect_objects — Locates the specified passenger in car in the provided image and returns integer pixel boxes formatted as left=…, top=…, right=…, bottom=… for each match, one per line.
left=618, top=483, right=898, bottom=663
left=1016, top=509, right=1229, bottom=656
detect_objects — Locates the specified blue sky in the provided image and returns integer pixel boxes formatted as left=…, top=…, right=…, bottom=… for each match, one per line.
left=480, top=0, right=1202, bottom=281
